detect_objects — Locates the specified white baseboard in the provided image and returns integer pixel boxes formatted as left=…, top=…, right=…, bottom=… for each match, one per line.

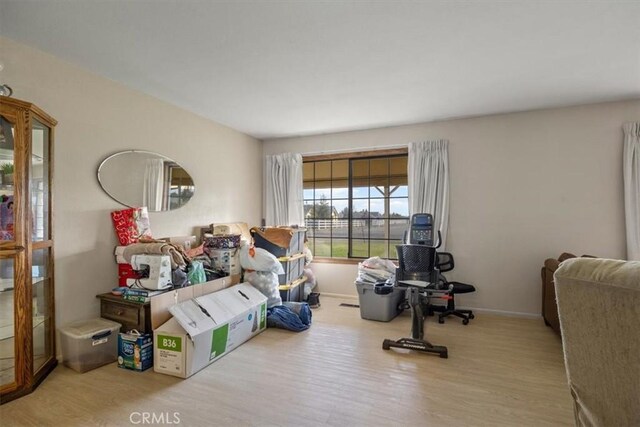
left=320, top=292, right=358, bottom=300
left=319, top=293, right=541, bottom=319
left=461, top=307, right=541, bottom=319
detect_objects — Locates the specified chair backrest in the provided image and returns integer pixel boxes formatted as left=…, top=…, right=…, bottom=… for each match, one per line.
left=436, top=252, right=455, bottom=273
left=396, top=244, right=438, bottom=282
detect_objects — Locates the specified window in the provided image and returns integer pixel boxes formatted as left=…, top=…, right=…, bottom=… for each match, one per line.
left=303, top=150, right=408, bottom=260
left=164, top=164, right=194, bottom=210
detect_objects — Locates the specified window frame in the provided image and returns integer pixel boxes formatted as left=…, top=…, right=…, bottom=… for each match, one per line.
left=303, top=147, right=408, bottom=263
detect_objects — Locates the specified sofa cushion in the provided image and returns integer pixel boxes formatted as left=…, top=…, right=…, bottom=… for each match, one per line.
left=554, top=258, right=640, bottom=427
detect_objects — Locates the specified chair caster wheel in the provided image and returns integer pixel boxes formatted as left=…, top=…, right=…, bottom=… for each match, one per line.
left=462, top=318, right=469, bottom=325
left=382, top=340, right=390, bottom=350
left=469, top=314, right=475, bottom=319
left=438, top=317, right=445, bottom=324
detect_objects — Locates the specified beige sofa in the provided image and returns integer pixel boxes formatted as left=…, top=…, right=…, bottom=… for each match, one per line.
left=554, top=258, right=640, bottom=427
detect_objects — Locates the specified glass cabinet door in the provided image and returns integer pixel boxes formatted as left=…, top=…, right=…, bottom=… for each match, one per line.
left=31, top=248, right=52, bottom=374
left=0, top=257, right=16, bottom=389
left=0, top=112, right=17, bottom=390
left=31, top=119, right=49, bottom=242
left=30, top=118, right=53, bottom=375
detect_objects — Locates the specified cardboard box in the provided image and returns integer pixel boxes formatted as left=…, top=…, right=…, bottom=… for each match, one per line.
left=150, top=275, right=240, bottom=330
left=206, top=248, right=241, bottom=276
left=118, top=332, right=153, bottom=371
left=153, top=283, right=267, bottom=378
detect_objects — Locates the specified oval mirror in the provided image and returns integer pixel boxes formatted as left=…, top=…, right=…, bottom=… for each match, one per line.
left=98, top=150, right=195, bottom=211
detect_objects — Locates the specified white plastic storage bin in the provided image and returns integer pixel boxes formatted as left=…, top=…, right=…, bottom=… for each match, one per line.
left=60, top=318, right=121, bottom=373
left=355, top=282, right=406, bottom=322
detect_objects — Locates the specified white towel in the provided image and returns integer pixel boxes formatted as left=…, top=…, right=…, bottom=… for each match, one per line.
left=114, top=246, right=128, bottom=263
left=114, top=246, right=127, bottom=257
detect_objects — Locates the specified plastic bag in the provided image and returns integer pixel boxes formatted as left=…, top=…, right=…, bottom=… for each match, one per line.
left=239, top=241, right=284, bottom=274
left=357, top=256, right=397, bottom=284
left=187, top=260, right=206, bottom=284
left=361, top=256, right=397, bottom=272
left=304, top=246, right=313, bottom=266
left=244, top=270, right=282, bottom=307
left=303, top=268, right=317, bottom=299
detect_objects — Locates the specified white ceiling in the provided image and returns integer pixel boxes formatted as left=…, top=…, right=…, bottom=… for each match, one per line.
left=1, top=1, right=639, bottom=139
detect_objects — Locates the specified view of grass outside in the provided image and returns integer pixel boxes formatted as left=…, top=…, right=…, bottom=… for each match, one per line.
left=304, top=154, right=408, bottom=259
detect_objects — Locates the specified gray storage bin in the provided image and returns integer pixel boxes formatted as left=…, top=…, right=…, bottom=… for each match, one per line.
left=278, top=254, right=305, bottom=285
left=355, top=281, right=406, bottom=322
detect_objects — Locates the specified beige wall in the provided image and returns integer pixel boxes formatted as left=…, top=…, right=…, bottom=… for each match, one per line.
left=1, top=37, right=263, bottom=331
left=264, top=100, right=640, bottom=315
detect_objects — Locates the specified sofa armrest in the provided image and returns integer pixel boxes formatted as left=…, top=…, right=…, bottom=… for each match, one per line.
left=544, top=258, right=561, bottom=272
left=557, top=252, right=577, bottom=262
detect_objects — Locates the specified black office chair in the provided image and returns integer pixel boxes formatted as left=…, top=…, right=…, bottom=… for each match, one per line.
left=382, top=240, right=450, bottom=358
left=430, top=252, right=476, bottom=325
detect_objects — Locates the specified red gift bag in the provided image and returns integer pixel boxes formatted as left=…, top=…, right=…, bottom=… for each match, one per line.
left=111, top=207, right=153, bottom=245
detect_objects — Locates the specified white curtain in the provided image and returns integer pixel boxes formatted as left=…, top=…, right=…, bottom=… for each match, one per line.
left=265, top=153, right=304, bottom=226
left=623, top=122, right=640, bottom=261
left=143, top=158, right=165, bottom=211
left=408, top=140, right=450, bottom=249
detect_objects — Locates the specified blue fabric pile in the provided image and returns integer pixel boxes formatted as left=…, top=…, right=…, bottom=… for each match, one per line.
left=266, top=302, right=312, bottom=332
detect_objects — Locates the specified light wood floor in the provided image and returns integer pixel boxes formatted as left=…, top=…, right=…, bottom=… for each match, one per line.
left=0, top=296, right=573, bottom=426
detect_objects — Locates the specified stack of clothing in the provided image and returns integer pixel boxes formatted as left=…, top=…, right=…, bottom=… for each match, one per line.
left=116, top=242, right=189, bottom=269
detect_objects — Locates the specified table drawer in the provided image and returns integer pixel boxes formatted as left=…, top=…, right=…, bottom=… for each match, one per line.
left=101, top=301, right=139, bottom=326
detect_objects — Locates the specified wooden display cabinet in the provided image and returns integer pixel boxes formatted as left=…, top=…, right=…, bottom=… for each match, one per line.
left=0, top=97, right=56, bottom=404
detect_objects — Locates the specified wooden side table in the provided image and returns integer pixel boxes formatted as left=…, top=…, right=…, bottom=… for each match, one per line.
left=96, top=293, right=152, bottom=333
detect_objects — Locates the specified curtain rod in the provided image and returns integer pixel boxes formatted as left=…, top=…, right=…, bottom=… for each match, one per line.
left=298, top=143, right=408, bottom=157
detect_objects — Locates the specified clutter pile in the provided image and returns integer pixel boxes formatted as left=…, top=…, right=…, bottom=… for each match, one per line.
left=60, top=213, right=315, bottom=380
left=238, top=226, right=317, bottom=331
left=186, top=223, right=252, bottom=282
left=250, top=226, right=318, bottom=305
left=111, top=207, right=192, bottom=290
left=111, top=205, right=248, bottom=291
left=355, top=257, right=405, bottom=322
left=239, top=241, right=285, bottom=307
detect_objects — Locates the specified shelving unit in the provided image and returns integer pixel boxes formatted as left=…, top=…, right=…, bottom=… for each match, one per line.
left=0, top=97, right=56, bottom=404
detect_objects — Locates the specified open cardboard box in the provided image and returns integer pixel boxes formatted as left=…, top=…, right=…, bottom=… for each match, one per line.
left=153, top=282, right=267, bottom=378
left=150, top=274, right=240, bottom=330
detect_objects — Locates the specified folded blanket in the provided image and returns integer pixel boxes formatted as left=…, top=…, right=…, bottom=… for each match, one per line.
left=122, top=242, right=188, bottom=269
